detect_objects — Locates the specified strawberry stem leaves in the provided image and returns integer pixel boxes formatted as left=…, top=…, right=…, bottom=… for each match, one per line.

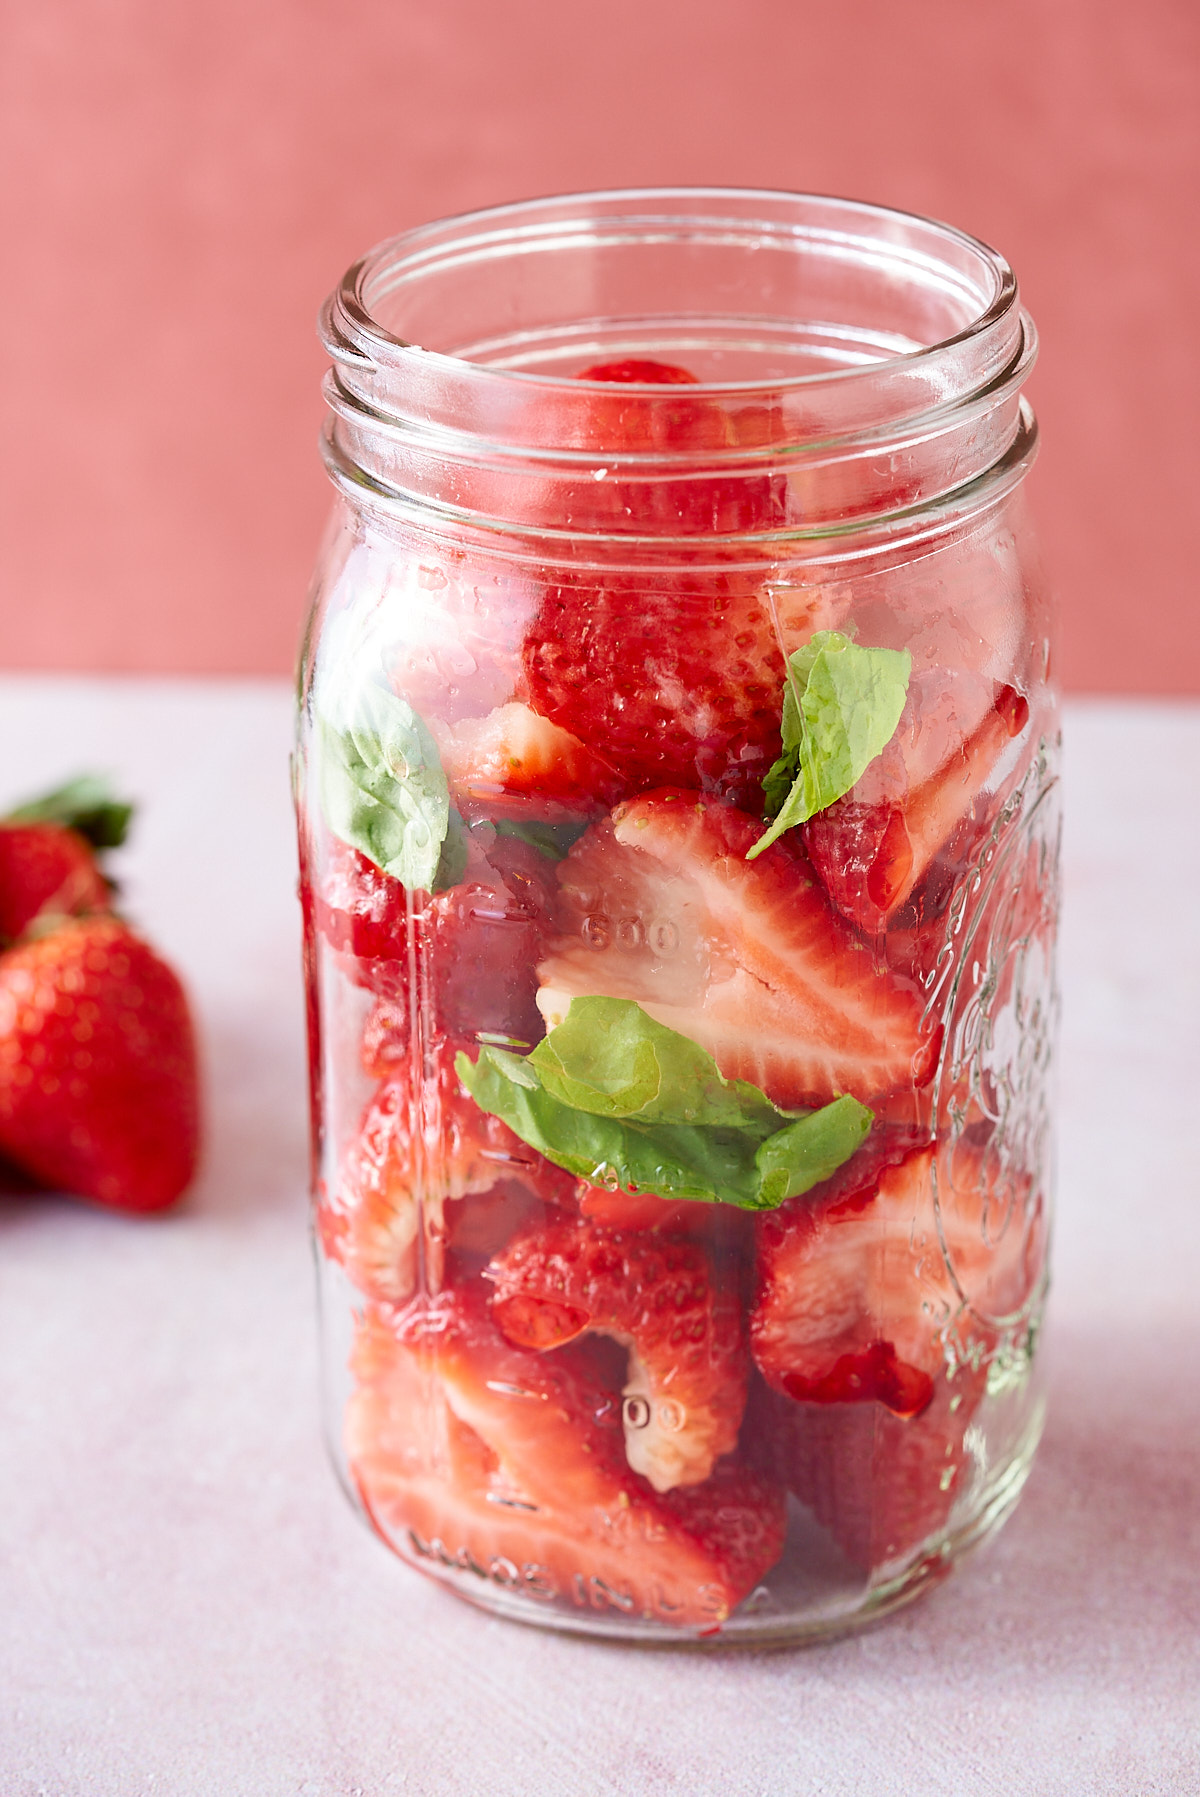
left=748, top=632, right=911, bottom=859
left=456, top=996, right=872, bottom=1210
left=5, top=774, right=132, bottom=849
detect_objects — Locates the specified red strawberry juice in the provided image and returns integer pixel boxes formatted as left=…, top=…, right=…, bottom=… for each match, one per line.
left=297, top=192, right=1058, bottom=1642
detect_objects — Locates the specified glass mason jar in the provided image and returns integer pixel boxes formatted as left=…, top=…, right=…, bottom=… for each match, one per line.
left=295, top=189, right=1058, bottom=1645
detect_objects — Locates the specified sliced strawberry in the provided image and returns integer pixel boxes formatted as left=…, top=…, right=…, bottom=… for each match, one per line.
left=573, top=1180, right=697, bottom=1234
left=312, top=828, right=556, bottom=1051
left=0, top=917, right=199, bottom=1211
left=576, top=358, right=700, bottom=386
left=0, top=823, right=112, bottom=945
left=748, top=1365, right=986, bottom=1573
left=536, top=791, right=937, bottom=1111
left=320, top=1041, right=574, bottom=1304
left=308, top=835, right=409, bottom=968
left=434, top=701, right=626, bottom=821
left=747, top=1133, right=1045, bottom=1571
left=347, top=1289, right=786, bottom=1627
left=566, top=355, right=787, bottom=537
left=488, top=1216, right=748, bottom=1492
left=523, top=576, right=854, bottom=809
left=519, top=359, right=855, bottom=805
left=750, top=1142, right=1042, bottom=1407
left=805, top=684, right=1032, bottom=935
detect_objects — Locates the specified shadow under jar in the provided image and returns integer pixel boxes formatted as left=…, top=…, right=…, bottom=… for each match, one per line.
left=295, top=189, right=1059, bottom=1645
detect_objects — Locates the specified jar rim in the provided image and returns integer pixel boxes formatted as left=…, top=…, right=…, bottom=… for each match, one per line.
left=325, top=186, right=1019, bottom=398
left=319, top=188, right=1035, bottom=542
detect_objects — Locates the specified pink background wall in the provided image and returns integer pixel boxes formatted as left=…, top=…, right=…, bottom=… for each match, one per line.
left=2, top=0, right=1197, bottom=690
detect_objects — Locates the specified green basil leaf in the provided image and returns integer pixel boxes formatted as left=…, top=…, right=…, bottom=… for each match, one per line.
left=455, top=998, right=873, bottom=1212
left=433, top=808, right=469, bottom=892
left=752, top=1096, right=875, bottom=1206
left=318, top=683, right=452, bottom=893
left=528, top=995, right=782, bottom=1132
left=749, top=630, right=911, bottom=859
left=456, top=1044, right=766, bottom=1205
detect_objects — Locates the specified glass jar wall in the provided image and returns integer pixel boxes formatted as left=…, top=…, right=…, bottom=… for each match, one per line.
left=295, top=191, right=1058, bottom=1644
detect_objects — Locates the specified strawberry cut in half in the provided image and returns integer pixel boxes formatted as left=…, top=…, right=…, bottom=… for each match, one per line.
left=804, top=683, right=1032, bottom=936
left=747, top=1364, right=986, bottom=1575
left=522, top=577, right=852, bottom=811
left=488, top=1215, right=748, bottom=1493
left=536, top=791, right=938, bottom=1112
left=319, top=1040, right=574, bottom=1305
left=750, top=1142, right=1042, bottom=1409
left=310, top=827, right=558, bottom=1051
left=434, top=702, right=627, bottom=823
left=521, top=358, right=854, bottom=807
left=564, top=356, right=787, bottom=538
left=0, top=917, right=199, bottom=1211
left=748, top=1138, right=1044, bottom=1570
left=347, top=1288, right=786, bottom=1630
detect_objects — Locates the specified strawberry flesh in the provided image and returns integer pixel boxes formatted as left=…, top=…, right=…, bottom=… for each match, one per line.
left=537, top=791, right=937, bottom=1111
left=435, top=701, right=627, bottom=821
left=348, top=1289, right=786, bottom=1627
left=805, top=683, right=1032, bottom=936
left=489, top=1215, right=748, bottom=1492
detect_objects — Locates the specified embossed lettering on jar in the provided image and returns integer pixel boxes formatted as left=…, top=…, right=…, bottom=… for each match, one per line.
left=296, top=189, right=1059, bottom=1644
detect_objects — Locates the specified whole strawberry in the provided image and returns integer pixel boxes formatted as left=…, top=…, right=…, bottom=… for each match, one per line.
left=0, top=916, right=200, bottom=1212
left=0, top=773, right=130, bottom=945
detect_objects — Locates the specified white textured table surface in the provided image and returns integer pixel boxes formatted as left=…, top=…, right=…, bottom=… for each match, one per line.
left=0, top=681, right=1197, bottom=1797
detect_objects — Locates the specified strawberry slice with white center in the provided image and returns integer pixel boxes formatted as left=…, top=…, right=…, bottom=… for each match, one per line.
left=433, top=701, right=627, bottom=821
left=319, top=1043, right=574, bottom=1304
left=488, top=1216, right=748, bottom=1492
left=347, top=1289, right=787, bottom=1629
left=747, top=1137, right=1043, bottom=1572
left=536, top=791, right=938, bottom=1112
left=804, top=683, right=1032, bottom=935
left=751, top=1141, right=1044, bottom=1410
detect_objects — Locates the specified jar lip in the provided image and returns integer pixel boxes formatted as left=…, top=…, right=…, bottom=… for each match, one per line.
left=325, top=185, right=1019, bottom=399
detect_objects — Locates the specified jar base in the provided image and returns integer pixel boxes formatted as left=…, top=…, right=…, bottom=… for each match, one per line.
left=354, top=1395, right=1046, bottom=1649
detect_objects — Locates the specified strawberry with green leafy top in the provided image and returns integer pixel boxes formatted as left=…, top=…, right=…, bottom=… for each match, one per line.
left=0, top=777, right=199, bottom=1213
left=0, top=916, right=199, bottom=1211
left=0, top=774, right=130, bottom=945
